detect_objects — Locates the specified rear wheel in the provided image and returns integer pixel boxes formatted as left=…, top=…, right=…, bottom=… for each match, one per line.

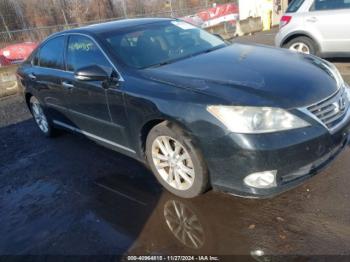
left=146, top=122, right=209, bottom=198
left=284, top=36, right=317, bottom=55
left=29, top=96, right=55, bottom=137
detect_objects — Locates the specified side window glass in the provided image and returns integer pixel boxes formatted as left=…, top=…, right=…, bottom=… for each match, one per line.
left=313, top=0, right=350, bottom=11
left=67, top=35, right=111, bottom=72
left=38, top=36, right=65, bottom=69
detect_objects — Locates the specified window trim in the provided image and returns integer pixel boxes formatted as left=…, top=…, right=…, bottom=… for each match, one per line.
left=63, top=33, right=124, bottom=81
left=32, top=33, right=124, bottom=82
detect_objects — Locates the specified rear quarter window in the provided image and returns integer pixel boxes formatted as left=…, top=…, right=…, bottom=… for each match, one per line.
left=287, top=0, right=305, bottom=12
left=38, top=36, right=65, bottom=70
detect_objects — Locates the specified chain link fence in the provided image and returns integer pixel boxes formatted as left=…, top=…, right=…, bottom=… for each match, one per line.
left=0, top=6, right=209, bottom=48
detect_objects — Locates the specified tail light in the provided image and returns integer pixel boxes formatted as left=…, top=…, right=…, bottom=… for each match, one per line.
left=280, top=15, right=292, bottom=29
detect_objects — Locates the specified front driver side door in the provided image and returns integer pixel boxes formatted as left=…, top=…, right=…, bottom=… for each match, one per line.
left=61, top=34, right=130, bottom=150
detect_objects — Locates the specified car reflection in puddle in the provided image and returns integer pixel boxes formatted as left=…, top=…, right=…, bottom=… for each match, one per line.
left=94, top=174, right=278, bottom=260
left=163, top=199, right=205, bottom=250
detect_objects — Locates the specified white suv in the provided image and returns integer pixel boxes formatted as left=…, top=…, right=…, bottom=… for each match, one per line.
left=275, top=0, right=350, bottom=57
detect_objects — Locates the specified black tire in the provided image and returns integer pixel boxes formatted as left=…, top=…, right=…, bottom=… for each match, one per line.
left=283, top=36, right=318, bottom=56
left=146, top=121, right=209, bottom=198
left=29, top=96, right=56, bottom=137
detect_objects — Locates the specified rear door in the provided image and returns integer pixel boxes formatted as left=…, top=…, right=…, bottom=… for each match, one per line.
left=27, top=36, right=71, bottom=120
left=308, top=0, right=350, bottom=53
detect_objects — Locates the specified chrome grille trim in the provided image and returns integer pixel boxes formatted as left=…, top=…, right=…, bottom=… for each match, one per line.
left=305, top=86, right=350, bottom=133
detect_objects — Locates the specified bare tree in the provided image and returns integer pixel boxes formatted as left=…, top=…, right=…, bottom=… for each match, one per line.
left=66, top=0, right=90, bottom=25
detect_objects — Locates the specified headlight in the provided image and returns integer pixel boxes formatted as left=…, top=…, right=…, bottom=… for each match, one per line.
left=207, top=106, right=310, bottom=134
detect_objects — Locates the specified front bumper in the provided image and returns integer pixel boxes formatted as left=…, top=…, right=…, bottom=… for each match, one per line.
left=202, top=110, right=350, bottom=199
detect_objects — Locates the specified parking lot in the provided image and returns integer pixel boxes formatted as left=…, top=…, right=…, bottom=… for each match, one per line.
left=1, top=30, right=350, bottom=258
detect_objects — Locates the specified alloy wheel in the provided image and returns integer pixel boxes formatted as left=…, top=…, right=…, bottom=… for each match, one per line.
left=289, top=42, right=310, bottom=54
left=151, top=136, right=195, bottom=191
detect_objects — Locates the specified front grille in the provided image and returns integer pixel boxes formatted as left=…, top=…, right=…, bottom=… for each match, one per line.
left=307, top=86, right=350, bottom=130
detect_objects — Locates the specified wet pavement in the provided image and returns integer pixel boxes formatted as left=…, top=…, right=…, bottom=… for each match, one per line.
left=1, top=31, right=350, bottom=260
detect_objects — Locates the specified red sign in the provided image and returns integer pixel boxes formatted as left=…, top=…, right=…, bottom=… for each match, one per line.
left=182, top=3, right=239, bottom=28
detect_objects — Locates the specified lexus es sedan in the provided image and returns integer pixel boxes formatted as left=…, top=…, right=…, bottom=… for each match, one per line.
left=17, top=18, right=350, bottom=199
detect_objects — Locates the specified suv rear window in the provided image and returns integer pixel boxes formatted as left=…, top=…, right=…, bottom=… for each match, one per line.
left=286, top=0, right=305, bottom=12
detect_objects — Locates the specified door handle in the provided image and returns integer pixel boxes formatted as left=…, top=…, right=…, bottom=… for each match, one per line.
left=306, top=17, right=318, bottom=23
left=28, top=73, right=36, bottom=81
left=62, top=81, right=74, bottom=90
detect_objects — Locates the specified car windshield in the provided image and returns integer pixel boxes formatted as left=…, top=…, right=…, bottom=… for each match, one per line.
left=100, top=20, right=226, bottom=69
left=286, top=0, right=305, bottom=12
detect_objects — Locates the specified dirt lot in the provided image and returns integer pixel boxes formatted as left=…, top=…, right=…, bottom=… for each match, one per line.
left=1, top=31, right=350, bottom=260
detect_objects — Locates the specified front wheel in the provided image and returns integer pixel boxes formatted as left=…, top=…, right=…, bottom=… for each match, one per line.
left=146, top=122, right=209, bottom=198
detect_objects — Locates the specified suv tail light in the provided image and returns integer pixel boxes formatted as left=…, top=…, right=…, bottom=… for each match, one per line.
left=280, top=15, right=292, bottom=28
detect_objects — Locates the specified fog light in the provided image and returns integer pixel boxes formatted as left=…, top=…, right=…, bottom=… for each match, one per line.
left=244, top=171, right=277, bottom=189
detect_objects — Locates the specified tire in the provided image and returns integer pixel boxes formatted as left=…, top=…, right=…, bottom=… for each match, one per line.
left=146, top=121, right=209, bottom=198
left=29, top=96, right=56, bottom=137
left=283, top=36, right=318, bottom=56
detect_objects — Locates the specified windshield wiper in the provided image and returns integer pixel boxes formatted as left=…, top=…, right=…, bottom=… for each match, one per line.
left=142, top=44, right=227, bottom=69
left=145, top=60, right=173, bottom=69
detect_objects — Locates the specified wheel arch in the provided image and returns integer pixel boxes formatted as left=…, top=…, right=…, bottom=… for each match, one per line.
left=281, top=31, right=320, bottom=51
left=25, top=92, right=33, bottom=110
left=139, top=117, right=196, bottom=157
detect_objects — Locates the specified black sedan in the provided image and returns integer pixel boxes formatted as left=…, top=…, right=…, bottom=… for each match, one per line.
left=17, top=18, right=350, bottom=198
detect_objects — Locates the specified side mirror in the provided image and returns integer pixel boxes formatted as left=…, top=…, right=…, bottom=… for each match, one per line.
left=74, top=65, right=110, bottom=82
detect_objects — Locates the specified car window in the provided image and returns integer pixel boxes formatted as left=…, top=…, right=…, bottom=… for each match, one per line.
left=102, top=21, right=226, bottom=69
left=286, top=0, right=305, bottom=12
left=311, top=0, right=350, bottom=10
left=38, top=36, right=65, bottom=70
left=66, top=35, right=111, bottom=72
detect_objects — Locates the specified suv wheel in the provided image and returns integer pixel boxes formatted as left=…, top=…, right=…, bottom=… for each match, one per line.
left=146, top=122, right=209, bottom=198
left=284, top=36, right=317, bottom=55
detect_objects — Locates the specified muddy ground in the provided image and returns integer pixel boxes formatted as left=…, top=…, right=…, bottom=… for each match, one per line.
left=1, top=30, right=350, bottom=260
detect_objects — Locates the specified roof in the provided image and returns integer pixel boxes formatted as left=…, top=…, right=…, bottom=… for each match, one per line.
left=59, top=18, right=173, bottom=36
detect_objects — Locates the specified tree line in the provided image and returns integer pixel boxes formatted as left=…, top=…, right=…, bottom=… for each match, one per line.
left=0, top=0, right=234, bottom=32
left=0, top=0, right=233, bottom=46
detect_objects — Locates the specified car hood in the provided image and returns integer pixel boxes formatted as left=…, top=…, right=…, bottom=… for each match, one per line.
left=140, top=43, right=340, bottom=108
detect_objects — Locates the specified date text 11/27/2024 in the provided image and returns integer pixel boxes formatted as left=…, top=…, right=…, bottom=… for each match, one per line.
left=127, top=256, right=220, bottom=261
